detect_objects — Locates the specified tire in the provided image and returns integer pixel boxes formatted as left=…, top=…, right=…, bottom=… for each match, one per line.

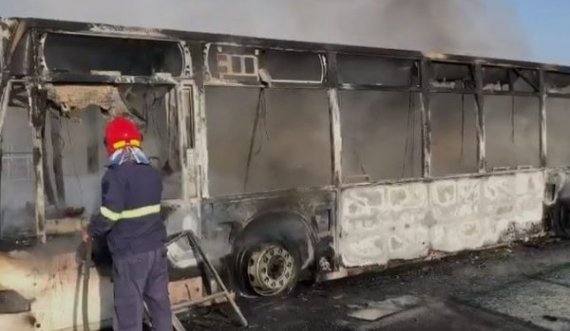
left=234, top=239, right=301, bottom=297
left=550, top=203, right=570, bottom=238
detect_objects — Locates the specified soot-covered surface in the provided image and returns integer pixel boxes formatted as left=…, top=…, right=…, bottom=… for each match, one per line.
left=181, top=239, right=570, bottom=331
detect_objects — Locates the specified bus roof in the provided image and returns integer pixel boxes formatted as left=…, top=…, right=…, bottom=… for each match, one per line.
left=3, top=16, right=570, bottom=74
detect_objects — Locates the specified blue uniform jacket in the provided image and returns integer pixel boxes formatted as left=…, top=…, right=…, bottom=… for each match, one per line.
left=87, top=160, right=166, bottom=257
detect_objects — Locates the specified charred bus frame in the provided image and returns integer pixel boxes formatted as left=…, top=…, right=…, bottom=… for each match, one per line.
left=1, top=17, right=569, bottom=302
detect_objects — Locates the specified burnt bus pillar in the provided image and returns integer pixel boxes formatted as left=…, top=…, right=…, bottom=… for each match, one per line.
left=420, top=59, right=432, bottom=177
left=326, top=51, right=342, bottom=186
left=474, top=62, right=487, bottom=173
left=29, top=84, right=47, bottom=243
left=85, top=107, right=101, bottom=175
left=47, top=110, right=63, bottom=205
left=538, top=69, right=547, bottom=167
left=30, top=29, right=47, bottom=243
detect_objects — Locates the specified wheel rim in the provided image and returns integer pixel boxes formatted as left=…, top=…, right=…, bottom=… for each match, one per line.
left=246, top=244, right=295, bottom=296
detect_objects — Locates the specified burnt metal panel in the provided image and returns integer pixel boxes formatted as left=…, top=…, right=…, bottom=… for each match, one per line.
left=546, top=98, right=570, bottom=167
left=7, top=31, right=32, bottom=76
left=339, top=84, right=421, bottom=93
left=44, top=73, right=178, bottom=85
left=545, top=71, right=570, bottom=95
left=205, top=44, right=325, bottom=87
left=337, top=53, right=418, bottom=87
left=339, top=90, right=422, bottom=182
left=481, top=66, right=539, bottom=96
left=431, top=61, right=474, bottom=91
left=485, top=95, right=540, bottom=170
left=1, top=20, right=32, bottom=78
left=4, top=16, right=570, bottom=76
left=43, top=32, right=184, bottom=77
left=4, top=17, right=570, bottom=91
left=201, top=188, right=336, bottom=267
left=260, top=49, right=324, bottom=83
left=430, top=93, right=478, bottom=176
left=205, top=86, right=332, bottom=196
left=206, top=44, right=260, bottom=84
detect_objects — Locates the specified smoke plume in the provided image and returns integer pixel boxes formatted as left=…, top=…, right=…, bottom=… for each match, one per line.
left=1, top=0, right=528, bottom=61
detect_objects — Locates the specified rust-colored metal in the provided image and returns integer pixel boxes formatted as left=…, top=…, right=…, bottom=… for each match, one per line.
left=46, top=85, right=129, bottom=115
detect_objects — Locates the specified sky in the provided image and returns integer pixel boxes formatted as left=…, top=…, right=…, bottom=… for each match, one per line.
left=513, top=0, right=570, bottom=65
left=0, top=0, right=569, bottom=65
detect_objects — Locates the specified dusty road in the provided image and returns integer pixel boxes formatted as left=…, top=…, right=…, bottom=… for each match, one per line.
left=182, top=239, right=570, bottom=331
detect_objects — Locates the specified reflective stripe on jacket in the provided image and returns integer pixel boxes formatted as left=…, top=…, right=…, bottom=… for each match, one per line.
left=88, top=160, right=165, bottom=256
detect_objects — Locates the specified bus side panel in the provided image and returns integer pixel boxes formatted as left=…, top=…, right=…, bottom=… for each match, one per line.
left=339, top=171, right=545, bottom=267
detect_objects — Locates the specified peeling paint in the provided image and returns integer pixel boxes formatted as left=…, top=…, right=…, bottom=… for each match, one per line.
left=45, top=85, right=128, bottom=115
left=339, top=171, right=545, bottom=267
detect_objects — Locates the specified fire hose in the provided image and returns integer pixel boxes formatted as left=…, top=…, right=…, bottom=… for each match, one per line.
left=79, top=232, right=246, bottom=330
left=82, top=238, right=92, bottom=331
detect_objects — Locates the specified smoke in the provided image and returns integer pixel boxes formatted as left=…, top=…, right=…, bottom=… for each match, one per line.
left=1, top=0, right=528, bottom=61
left=356, top=0, right=527, bottom=59
left=198, top=1, right=528, bottom=195
left=206, top=87, right=333, bottom=196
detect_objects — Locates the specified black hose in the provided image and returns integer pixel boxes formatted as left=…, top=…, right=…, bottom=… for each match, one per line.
left=82, top=239, right=92, bottom=331
left=243, top=88, right=267, bottom=191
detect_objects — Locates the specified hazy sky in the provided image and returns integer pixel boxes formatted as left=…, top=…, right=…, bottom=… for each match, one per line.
left=1, top=0, right=569, bottom=65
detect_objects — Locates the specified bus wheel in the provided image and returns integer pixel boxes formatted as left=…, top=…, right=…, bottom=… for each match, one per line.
left=231, top=212, right=311, bottom=297
left=234, top=238, right=301, bottom=297
left=245, top=243, right=297, bottom=296
left=551, top=203, right=570, bottom=237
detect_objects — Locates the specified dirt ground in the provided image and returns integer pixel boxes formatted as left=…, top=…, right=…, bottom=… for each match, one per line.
left=181, top=238, right=570, bottom=331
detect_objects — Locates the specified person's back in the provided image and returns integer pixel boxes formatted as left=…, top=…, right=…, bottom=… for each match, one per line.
left=84, top=116, right=172, bottom=331
left=104, top=161, right=166, bottom=256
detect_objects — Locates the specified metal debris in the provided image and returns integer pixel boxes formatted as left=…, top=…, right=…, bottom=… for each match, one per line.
left=347, top=295, right=421, bottom=321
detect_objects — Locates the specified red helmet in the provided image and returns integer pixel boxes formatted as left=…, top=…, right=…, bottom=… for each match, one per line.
left=104, top=116, right=142, bottom=155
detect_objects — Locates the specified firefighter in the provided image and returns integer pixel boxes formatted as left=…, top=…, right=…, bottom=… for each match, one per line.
left=82, top=116, right=172, bottom=331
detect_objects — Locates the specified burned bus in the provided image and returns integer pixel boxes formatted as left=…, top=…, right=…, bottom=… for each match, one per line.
left=0, top=17, right=569, bottom=330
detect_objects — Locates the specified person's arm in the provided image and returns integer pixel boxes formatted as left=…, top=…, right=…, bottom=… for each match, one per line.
left=86, top=170, right=125, bottom=239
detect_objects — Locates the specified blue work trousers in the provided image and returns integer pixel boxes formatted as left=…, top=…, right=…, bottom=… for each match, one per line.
left=112, top=247, right=172, bottom=331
